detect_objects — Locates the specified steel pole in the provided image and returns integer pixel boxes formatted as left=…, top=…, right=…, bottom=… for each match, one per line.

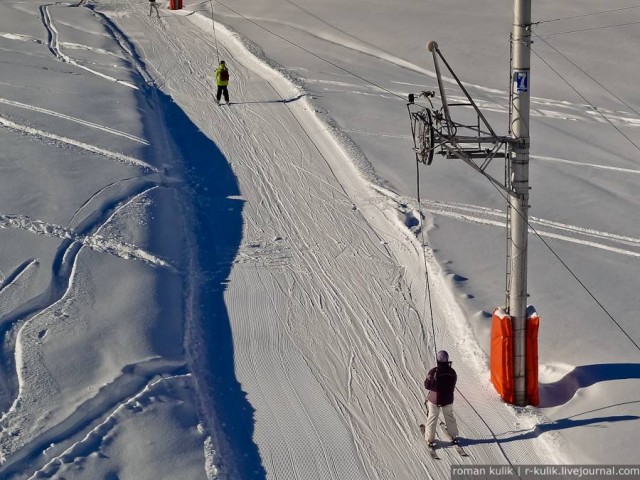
left=509, top=0, right=531, bottom=407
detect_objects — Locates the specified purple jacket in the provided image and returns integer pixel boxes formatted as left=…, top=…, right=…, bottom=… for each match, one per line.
left=424, top=361, right=457, bottom=406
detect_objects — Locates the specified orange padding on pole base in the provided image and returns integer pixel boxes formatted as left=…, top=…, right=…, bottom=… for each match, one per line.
left=490, top=307, right=514, bottom=404
left=169, top=0, right=183, bottom=10
left=526, top=307, right=540, bottom=406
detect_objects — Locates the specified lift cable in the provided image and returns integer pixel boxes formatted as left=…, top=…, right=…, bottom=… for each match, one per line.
left=533, top=34, right=640, bottom=119
left=530, top=45, right=640, bottom=154
left=483, top=170, right=640, bottom=353
left=208, top=0, right=220, bottom=63
left=536, top=20, right=640, bottom=37
left=214, top=0, right=407, bottom=102
left=512, top=12, right=640, bottom=155
left=534, top=5, right=640, bottom=25
left=415, top=162, right=440, bottom=362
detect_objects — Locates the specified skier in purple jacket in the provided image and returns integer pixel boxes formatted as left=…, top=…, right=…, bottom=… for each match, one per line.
left=423, top=350, right=459, bottom=447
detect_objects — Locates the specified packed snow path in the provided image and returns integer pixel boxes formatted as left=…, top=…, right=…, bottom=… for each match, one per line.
left=111, top=3, right=557, bottom=479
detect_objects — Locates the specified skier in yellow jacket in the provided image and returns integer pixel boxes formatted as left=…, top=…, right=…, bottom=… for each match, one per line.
left=215, top=60, right=230, bottom=105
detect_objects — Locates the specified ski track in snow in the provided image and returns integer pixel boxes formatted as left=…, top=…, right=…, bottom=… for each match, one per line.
left=39, top=3, right=138, bottom=89
left=1, top=361, right=188, bottom=476
left=0, top=177, right=178, bottom=469
left=0, top=97, right=149, bottom=145
left=0, top=213, right=175, bottom=271
left=331, top=86, right=640, bottom=127
left=0, top=5, right=187, bottom=473
left=0, top=115, right=157, bottom=172
left=412, top=198, right=640, bottom=259
left=0, top=32, right=44, bottom=43
left=26, top=373, right=192, bottom=480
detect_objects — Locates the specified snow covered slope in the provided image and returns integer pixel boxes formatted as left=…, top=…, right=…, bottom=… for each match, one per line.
left=108, top=2, right=561, bottom=478
left=1, top=0, right=639, bottom=478
left=0, top=1, right=209, bottom=478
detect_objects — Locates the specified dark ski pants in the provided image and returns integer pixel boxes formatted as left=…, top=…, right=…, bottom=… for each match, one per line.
left=149, top=3, right=159, bottom=17
left=216, top=85, right=229, bottom=103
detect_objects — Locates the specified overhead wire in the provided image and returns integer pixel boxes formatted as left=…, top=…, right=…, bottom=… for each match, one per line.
left=415, top=159, right=440, bottom=362
left=532, top=34, right=640, bottom=119
left=482, top=164, right=640, bottom=353
left=208, top=0, right=220, bottom=63
left=529, top=45, right=640, bottom=153
left=536, top=20, right=640, bottom=37
left=534, top=4, right=640, bottom=25
left=512, top=8, right=640, bottom=156
left=213, top=0, right=407, bottom=102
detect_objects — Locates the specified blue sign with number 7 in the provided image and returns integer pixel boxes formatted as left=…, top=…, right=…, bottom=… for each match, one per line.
left=513, top=70, right=529, bottom=93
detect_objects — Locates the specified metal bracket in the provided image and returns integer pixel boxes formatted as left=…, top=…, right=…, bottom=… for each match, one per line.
left=407, top=41, right=519, bottom=195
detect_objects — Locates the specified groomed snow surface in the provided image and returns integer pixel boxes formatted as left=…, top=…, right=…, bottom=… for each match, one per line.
left=0, top=0, right=639, bottom=479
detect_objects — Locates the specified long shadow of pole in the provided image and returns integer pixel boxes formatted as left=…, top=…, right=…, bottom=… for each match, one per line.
left=540, top=363, right=640, bottom=408
left=463, top=414, right=639, bottom=447
left=461, top=363, right=640, bottom=447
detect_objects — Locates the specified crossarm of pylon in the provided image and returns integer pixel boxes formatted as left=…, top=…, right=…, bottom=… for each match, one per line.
left=439, top=141, right=512, bottom=195
left=428, top=41, right=500, bottom=142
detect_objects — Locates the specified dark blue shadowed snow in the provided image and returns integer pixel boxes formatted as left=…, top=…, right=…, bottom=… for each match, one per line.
left=88, top=8, right=265, bottom=476
left=155, top=91, right=266, bottom=479
left=461, top=413, right=640, bottom=447
left=539, top=363, right=640, bottom=408
left=92, top=8, right=263, bottom=474
left=454, top=364, right=640, bottom=448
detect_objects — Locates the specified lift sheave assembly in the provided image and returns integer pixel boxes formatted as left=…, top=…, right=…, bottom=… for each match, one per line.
left=407, top=41, right=517, bottom=193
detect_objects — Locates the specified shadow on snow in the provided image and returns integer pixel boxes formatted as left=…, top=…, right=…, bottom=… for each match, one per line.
left=155, top=90, right=266, bottom=479
left=462, top=412, right=639, bottom=448
left=94, top=7, right=265, bottom=477
left=462, top=363, right=640, bottom=447
left=539, top=363, right=640, bottom=408
left=229, top=94, right=307, bottom=105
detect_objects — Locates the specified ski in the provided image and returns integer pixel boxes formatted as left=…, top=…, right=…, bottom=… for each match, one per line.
left=428, top=446, right=441, bottom=460
left=419, top=424, right=440, bottom=460
left=451, top=443, right=468, bottom=457
left=439, top=421, right=468, bottom=457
